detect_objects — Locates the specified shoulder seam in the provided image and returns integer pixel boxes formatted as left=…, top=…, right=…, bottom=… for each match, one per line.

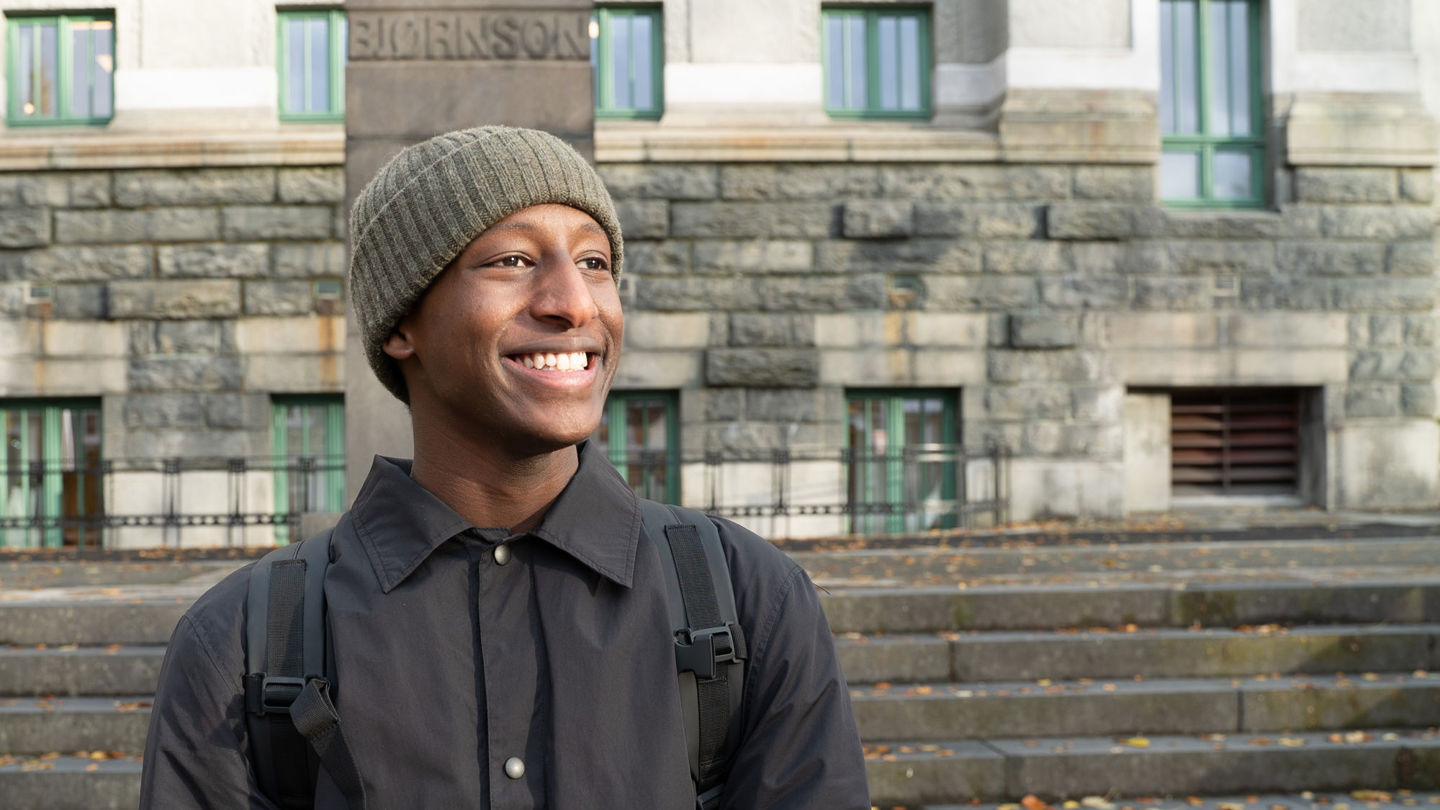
left=742, top=561, right=807, bottom=708
left=178, top=612, right=242, bottom=691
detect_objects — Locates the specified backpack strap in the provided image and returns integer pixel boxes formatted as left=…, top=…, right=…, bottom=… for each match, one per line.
left=639, top=501, right=748, bottom=810
left=244, top=527, right=367, bottom=810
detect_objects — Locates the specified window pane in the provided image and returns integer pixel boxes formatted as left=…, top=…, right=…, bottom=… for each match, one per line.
left=70, top=24, right=92, bottom=119
left=1213, top=150, right=1254, bottom=199
left=846, top=16, right=866, bottom=109
left=899, top=16, right=921, bottom=111
left=632, top=13, right=653, bottom=110
left=18, top=26, right=35, bottom=117
left=308, top=18, right=330, bottom=112
left=825, top=16, right=845, bottom=108
left=1161, top=151, right=1201, bottom=199
left=92, top=23, right=114, bottom=117
left=1206, top=1, right=1231, bottom=136
left=1227, top=0, right=1251, bottom=135
left=40, top=23, right=59, bottom=117
left=611, top=15, right=632, bottom=108
left=285, top=19, right=306, bottom=112
left=1172, top=0, right=1198, bottom=134
left=877, top=16, right=897, bottom=110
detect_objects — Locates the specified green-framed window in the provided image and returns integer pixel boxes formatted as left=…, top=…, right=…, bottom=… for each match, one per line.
left=596, top=390, right=678, bottom=502
left=822, top=6, right=930, bottom=119
left=5, top=13, right=114, bottom=127
left=1, top=399, right=102, bottom=548
left=272, top=395, right=344, bottom=543
left=846, top=390, right=956, bottom=534
left=1160, top=0, right=1264, bottom=208
left=590, top=6, right=663, bottom=119
left=277, top=9, right=346, bottom=122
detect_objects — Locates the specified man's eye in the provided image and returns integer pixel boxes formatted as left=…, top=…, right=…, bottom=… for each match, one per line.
left=579, top=257, right=610, bottom=272
left=491, top=256, right=527, bottom=267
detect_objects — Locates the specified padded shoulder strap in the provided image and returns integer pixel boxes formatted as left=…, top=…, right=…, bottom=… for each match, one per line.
left=638, top=501, right=747, bottom=810
left=244, top=528, right=367, bottom=810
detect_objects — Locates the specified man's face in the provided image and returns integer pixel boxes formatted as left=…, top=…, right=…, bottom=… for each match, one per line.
left=385, top=203, right=623, bottom=457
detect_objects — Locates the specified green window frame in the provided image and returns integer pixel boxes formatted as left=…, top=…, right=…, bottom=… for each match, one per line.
left=5, top=13, right=115, bottom=127
left=846, top=389, right=956, bottom=535
left=590, top=5, right=663, bottom=120
left=596, top=390, right=678, bottom=502
left=271, top=395, right=345, bottom=543
left=1160, top=0, right=1265, bottom=208
left=277, top=8, right=347, bottom=122
left=822, top=6, right=931, bottom=120
left=1, top=399, right=103, bottom=548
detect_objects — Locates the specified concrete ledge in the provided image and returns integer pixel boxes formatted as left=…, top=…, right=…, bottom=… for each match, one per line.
left=0, top=130, right=343, bottom=171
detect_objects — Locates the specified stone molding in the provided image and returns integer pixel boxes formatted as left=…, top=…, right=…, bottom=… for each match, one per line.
left=1283, top=93, right=1439, bottom=168
left=0, top=130, right=344, bottom=172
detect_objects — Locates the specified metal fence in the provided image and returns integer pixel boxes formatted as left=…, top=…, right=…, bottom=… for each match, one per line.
left=0, top=444, right=1007, bottom=549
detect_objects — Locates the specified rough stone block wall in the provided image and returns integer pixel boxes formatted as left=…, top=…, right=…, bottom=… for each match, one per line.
left=601, top=161, right=1439, bottom=517
left=0, top=165, right=348, bottom=462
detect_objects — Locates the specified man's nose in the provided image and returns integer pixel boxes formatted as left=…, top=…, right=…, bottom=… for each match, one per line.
left=531, top=259, right=600, bottom=328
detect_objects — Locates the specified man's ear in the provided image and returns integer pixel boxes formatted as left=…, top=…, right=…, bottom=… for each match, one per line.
left=383, top=320, right=416, bottom=361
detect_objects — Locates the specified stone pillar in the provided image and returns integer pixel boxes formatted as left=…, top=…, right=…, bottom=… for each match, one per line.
left=343, top=0, right=595, bottom=500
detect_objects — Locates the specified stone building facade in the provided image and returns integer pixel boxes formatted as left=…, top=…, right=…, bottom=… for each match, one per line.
left=1, top=0, right=1438, bottom=546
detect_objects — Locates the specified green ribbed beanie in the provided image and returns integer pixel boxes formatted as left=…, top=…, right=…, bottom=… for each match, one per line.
left=348, top=126, right=623, bottom=403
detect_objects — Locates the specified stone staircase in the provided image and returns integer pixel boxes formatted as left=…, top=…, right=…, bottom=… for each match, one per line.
left=796, top=535, right=1440, bottom=809
left=1, top=535, right=1438, bottom=809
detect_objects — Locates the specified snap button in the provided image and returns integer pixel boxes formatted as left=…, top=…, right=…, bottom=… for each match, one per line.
left=504, top=756, right=525, bottom=779
left=493, top=544, right=512, bottom=566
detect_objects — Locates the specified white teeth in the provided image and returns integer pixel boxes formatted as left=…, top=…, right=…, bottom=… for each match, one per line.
left=517, top=351, right=589, bottom=371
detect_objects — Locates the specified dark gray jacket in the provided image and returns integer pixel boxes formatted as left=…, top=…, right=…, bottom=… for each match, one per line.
left=140, top=443, right=869, bottom=808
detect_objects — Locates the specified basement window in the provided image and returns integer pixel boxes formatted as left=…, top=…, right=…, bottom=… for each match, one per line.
left=1171, top=388, right=1300, bottom=497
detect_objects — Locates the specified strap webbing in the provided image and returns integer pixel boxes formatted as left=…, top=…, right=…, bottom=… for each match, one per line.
left=662, top=521, right=734, bottom=793
left=291, top=678, right=368, bottom=808
left=245, top=528, right=367, bottom=810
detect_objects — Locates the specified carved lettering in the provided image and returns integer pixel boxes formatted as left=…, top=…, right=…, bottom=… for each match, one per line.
left=427, top=18, right=453, bottom=59
left=392, top=18, right=421, bottom=59
left=493, top=16, right=519, bottom=59
left=352, top=17, right=377, bottom=59
left=348, top=11, right=589, bottom=61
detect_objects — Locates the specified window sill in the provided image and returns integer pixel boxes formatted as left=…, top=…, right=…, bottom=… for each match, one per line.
left=595, top=120, right=1000, bottom=163
left=0, top=125, right=344, bottom=170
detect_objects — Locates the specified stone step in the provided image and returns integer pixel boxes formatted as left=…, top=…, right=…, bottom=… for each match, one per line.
left=874, top=790, right=1440, bottom=810
left=821, top=581, right=1440, bottom=634
left=0, top=697, right=151, bottom=754
left=0, top=646, right=164, bottom=697
left=835, top=625, right=1440, bottom=684
left=794, top=538, right=1440, bottom=584
left=0, top=755, right=142, bottom=810
left=852, top=674, right=1440, bottom=741
left=865, top=729, right=1440, bottom=807
left=0, top=601, right=187, bottom=646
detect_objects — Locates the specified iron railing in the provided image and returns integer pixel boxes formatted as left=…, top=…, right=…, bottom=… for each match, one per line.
left=0, top=445, right=1007, bottom=549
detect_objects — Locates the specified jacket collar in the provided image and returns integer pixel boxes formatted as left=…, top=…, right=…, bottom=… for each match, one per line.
left=348, top=442, right=642, bottom=593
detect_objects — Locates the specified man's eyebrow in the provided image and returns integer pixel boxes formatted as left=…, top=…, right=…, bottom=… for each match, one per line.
left=483, top=220, right=609, bottom=238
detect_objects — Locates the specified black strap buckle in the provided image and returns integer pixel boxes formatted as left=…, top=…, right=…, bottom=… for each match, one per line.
left=245, top=673, right=306, bottom=716
left=676, top=624, right=740, bottom=681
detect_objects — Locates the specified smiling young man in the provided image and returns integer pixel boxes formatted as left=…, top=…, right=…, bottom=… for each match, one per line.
left=140, top=127, right=870, bottom=809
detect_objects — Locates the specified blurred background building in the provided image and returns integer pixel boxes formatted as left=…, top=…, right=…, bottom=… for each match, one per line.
left=0, top=0, right=1437, bottom=547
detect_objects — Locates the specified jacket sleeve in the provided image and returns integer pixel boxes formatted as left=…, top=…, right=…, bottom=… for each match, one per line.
left=140, top=609, right=277, bottom=809
left=720, top=563, right=871, bottom=810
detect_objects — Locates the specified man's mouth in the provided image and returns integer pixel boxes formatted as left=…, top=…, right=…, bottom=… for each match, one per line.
left=513, top=351, right=593, bottom=372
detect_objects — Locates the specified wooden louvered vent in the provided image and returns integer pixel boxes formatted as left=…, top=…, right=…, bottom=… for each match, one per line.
left=1171, top=389, right=1300, bottom=496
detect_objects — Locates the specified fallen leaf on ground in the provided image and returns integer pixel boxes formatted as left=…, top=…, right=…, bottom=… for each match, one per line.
left=1021, top=794, right=1051, bottom=810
